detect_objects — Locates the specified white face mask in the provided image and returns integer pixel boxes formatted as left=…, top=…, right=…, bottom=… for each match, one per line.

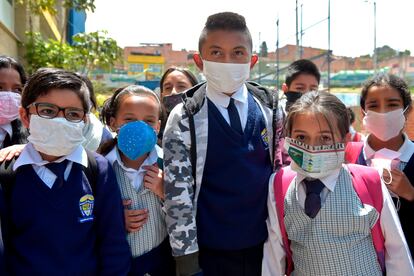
left=284, top=137, right=345, bottom=179
left=202, top=60, right=250, bottom=94
left=28, top=115, right=85, bottom=157
left=363, top=108, right=407, bottom=142
left=82, top=113, right=104, bottom=152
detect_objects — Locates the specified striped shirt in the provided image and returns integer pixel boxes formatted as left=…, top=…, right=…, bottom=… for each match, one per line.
left=106, top=146, right=167, bottom=257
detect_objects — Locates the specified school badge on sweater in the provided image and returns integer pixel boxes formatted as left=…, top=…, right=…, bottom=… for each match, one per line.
left=79, top=194, right=94, bottom=223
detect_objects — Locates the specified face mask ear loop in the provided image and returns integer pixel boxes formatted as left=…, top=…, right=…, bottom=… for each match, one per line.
left=381, top=168, right=393, bottom=185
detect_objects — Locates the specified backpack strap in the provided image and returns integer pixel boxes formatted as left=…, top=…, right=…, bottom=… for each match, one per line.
left=83, top=150, right=98, bottom=193
left=347, top=164, right=385, bottom=273
left=0, top=158, right=18, bottom=198
left=345, top=142, right=364, bottom=164
left=273, top=167, right=296, bottom=276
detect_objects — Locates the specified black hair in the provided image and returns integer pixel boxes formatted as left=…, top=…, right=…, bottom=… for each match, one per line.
left=285, top=59, right=321, bottom=87
left=75, top=73, right=97, bottom=111
left=360, top=73, right=412, bottom=111
left=285, top=91, right=350, bottom=142
left=347, top=107, right=355, bottom=124
left=98, top=85, right=162, bottom=155
left=22, top=68, right=90, bottom=111
left=198, top=12, right=253, bottom=52
left=159, top=67, right=198, bottom=94
left=0, top=55, right=27, bottom=86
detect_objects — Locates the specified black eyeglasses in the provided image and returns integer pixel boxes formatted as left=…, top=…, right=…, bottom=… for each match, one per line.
left=27, top=102, right=86, bottom=123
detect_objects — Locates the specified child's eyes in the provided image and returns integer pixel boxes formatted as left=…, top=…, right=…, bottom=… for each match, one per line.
left=295, top=135, right=306, bottom=141
left=210, top=50, right=222, bottom=57
left=320, top=135, right=333, bottom=143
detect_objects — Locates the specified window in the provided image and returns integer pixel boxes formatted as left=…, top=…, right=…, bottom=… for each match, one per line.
left=129, top=63, right=144, bottom=73
left=0, top=0, right=14, bottom=32
left=410, top=62, right=414, bottom=68
left=148, top=64, right=162, bottom=73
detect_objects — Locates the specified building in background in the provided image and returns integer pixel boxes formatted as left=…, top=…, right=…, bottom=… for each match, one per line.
left=0, top=0, right=85, bottom=60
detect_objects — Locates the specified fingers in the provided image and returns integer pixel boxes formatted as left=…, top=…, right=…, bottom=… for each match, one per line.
left=122, top=199, right=132, bottom=208
left=0, top=144, right=25, bottom=162
left=124, top=208, right=149, bottom=233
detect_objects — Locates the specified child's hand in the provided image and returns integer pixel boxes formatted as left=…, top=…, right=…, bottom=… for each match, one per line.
left=142, top=164, right=164, bottom=200
left=122, top=199, right=148, bottom=233
left=0, top=144, right=25, bottom=162
left=384, top=168, right=414, bottom=201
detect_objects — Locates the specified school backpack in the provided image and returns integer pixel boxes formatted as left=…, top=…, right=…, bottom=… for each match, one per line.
left=182, top=81, right=279, bottom=181
left=273, top=164, right=385, bottom=275
left=345, top=141, right=365, bottom=164
left=0, top=150, right=98, bottom=198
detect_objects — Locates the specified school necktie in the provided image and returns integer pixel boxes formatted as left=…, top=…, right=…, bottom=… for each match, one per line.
left=45, top=160, right=68, bottom=188
left=227, top=98, right=243, bottom=135
left=304, top=179, right=325, bottom=218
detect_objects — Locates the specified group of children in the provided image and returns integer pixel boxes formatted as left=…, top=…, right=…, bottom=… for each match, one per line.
left=0, top=10, right=413, bottom=276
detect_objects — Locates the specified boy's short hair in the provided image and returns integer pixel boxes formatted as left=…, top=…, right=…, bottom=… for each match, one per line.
left=198, top=12, right=253, bottom=52
left=22, top=68, right=90, bottom=111
left=285, top=59, right=321, bottom=87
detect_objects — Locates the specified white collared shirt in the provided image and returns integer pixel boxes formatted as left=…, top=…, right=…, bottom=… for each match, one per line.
left=105, top=145, right=162, bottom=191
left=206, top=84, right=248, bottom=130
left=13, top=143, right=88, bottom=189
left=363, top=133, right=414, bottom=165
left=262, top=164, right=414, bottom=276
left=0, top=123, right=13, bottom=147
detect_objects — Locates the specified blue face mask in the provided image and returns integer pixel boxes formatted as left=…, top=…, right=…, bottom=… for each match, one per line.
left=117, top=121, right=157, bottom=160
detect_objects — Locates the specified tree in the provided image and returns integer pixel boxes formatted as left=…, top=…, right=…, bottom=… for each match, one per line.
left=16, top=0, right=95, bottom=15
left=260, top=41, right=268, bottom=57
left=24, top=31, right=122, bottom=75
left=72, top=31, right=123, bottom=75
left=375, top=45, right=411, bottom=62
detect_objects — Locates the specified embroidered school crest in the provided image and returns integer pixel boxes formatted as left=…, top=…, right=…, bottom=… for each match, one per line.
left=79, top=194, right=94, bottom=223
left=261, top=128, right=269, bottom=148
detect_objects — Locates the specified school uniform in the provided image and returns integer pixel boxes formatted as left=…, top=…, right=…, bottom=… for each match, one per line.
left=262, top=165, right=414, bottom=276
left=361, top=133, right=414, bottom=256
left=4, top=143, right=131, bottom=275
left=106, top=145, right=174, bottom=276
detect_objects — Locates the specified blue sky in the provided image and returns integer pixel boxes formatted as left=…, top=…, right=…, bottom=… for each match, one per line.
left=86, top=0, right=414, bottom=58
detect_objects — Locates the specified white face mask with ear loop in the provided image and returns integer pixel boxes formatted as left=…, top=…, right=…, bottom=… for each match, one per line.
left=202, top=59, right=251, bottom=94
left=370, top=148, right=402, bottom=210
left=362, top=106, right=409, bottom=141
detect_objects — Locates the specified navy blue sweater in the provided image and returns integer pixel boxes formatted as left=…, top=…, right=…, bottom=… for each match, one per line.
left=197, top=95, right=272, bottom=250
left=5, top=153, right=131, bottom=275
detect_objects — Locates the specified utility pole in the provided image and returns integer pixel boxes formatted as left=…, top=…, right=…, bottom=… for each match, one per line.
left=373, top=1, right=377, bottom=73
left=276, top=17, right=280, bottom=89
left=300, top=3, right=304, bottom=58
left=296, top=0, right=300, bottom=59
left=327, top=0, right=331, bottom=91
left=258, top=32, right=261, bottom=84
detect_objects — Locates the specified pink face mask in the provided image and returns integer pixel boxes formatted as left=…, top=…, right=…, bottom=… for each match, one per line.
left=362, top=107, right=408, bottom=142
left=0, top=91, right=21, bottom=125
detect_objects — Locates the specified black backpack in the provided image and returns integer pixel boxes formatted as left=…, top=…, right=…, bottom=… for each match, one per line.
left=0, top=150, right=98, bottom=198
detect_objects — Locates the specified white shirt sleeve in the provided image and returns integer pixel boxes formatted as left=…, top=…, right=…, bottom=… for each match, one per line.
left=380, top=182, right=414, bottom=275
left=262, top=174, right=286, bottom=276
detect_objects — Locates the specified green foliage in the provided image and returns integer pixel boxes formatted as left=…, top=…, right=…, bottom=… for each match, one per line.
left=375, top=45, right=411, bottom=62
left=72, top=31, right=123, bottom=75
left=16, top=0, right=95, bottom=15
left=24, top=31, right=122, bottom=75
